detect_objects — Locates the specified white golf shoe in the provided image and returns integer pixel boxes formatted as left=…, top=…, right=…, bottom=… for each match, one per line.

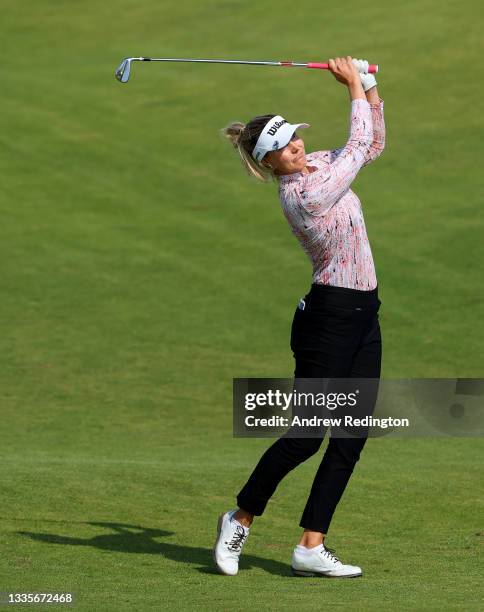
left=213, top=510, right=250, bottom=576
left=291, top=543, right=362, bottom=578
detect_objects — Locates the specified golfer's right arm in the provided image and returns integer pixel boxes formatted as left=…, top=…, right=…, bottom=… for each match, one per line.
left=296, top=95, right=373, bottom=216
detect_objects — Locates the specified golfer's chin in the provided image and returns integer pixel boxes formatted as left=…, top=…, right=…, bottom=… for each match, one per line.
left=278, top=156, right=306, bottom=176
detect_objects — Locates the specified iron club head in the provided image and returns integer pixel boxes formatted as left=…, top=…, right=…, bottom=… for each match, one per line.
left=115, top=58, right=131, bottom=83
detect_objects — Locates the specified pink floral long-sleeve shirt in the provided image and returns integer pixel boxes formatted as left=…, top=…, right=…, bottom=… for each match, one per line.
left=278, top=97, right=385, bottom=291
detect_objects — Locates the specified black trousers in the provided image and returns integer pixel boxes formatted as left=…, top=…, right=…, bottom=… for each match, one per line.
left=236, top=283, right=382, bottom=533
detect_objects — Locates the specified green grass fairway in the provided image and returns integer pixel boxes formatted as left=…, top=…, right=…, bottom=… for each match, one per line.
left=1, top=0, right=483, bottom=610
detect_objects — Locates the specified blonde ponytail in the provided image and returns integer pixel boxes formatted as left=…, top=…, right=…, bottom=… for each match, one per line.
left=220, top=115, right=278, bottom=183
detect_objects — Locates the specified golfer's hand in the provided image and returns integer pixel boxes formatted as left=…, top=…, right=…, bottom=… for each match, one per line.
left=328, top=56, right=360, bottom=86
left=352, top=58, right=369, bottom=74
left=352, top=57, right=378, bottom=92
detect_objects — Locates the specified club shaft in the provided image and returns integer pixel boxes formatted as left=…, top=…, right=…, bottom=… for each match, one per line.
left=128, top=57, right=378, bottom=73
left=138, top=58, right=305, bottom=66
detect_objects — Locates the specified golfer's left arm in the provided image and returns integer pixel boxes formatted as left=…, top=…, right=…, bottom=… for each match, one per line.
left=362, top=84, right=385, bottom=166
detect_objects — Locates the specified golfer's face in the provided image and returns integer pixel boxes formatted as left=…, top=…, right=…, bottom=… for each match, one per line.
left=267, top=133, right=307, bottom=175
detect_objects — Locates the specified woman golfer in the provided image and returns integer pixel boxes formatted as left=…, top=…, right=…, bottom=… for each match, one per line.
left=215, top=56, right=385, bottom=578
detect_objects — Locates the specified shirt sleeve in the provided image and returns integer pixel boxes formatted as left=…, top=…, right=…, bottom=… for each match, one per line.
left=296, top=98, right=374, bottom=217
left=331, top=97, right=385, bottom=168
left=361, top=97, right=385, bottom=167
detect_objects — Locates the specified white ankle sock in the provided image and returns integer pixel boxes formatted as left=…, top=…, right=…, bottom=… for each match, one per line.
left=296, top=543, right=324, bottom=554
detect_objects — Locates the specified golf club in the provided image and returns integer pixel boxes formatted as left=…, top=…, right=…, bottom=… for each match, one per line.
left=114, top=57, right=379, bottom=83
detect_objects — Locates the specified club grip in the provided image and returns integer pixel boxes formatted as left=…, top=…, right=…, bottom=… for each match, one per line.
left=307, top=62, right=378, bottom=73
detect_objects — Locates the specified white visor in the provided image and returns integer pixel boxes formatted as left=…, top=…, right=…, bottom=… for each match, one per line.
left=252, top=115, right=310, bottom=163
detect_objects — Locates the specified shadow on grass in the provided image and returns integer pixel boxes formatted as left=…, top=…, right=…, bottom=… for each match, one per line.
left=16, top=521, right=291, bottom=577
